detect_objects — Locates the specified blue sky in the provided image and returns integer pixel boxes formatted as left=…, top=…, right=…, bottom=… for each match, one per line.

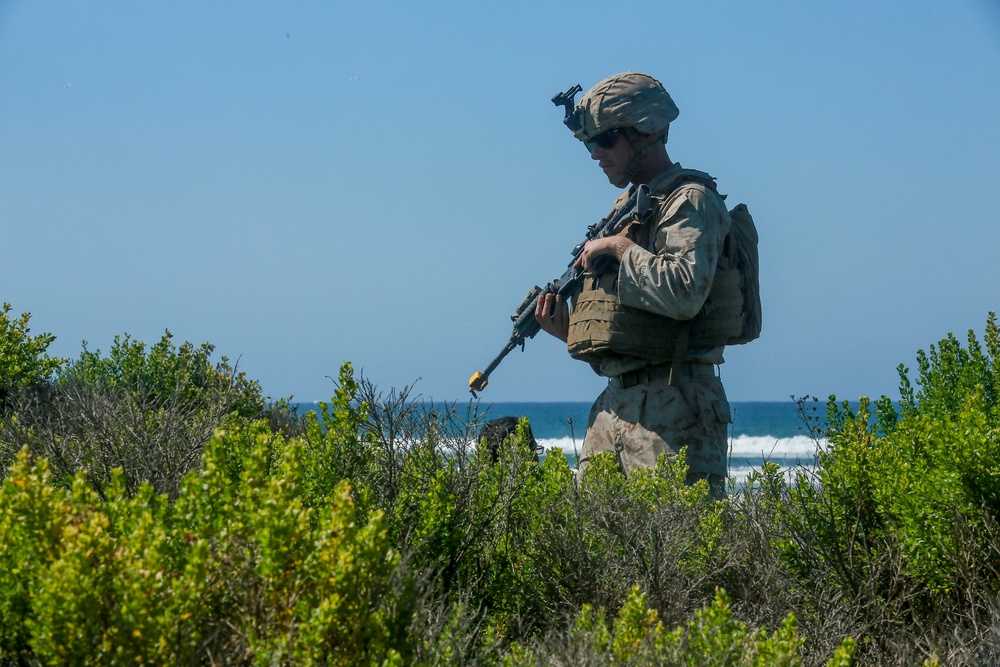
left=2, top=1, right=999, bottom=404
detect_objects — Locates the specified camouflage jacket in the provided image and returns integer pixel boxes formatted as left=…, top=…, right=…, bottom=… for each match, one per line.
left=595, top=162, right=731, bottom=378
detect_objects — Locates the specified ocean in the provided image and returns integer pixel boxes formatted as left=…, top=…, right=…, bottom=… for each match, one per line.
left=294, top=400, right=824, bottom=485
left=478, top=401, right=823, bottom=485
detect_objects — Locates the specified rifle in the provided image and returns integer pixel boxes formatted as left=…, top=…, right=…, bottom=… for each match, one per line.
left=468, top=184, right=652, bottom=396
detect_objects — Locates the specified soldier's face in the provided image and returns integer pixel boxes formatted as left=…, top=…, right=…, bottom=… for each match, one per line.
left=589, top=129, right=635, bottom=186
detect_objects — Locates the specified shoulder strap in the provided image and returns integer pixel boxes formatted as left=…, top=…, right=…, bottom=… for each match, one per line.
left=648, top=167, right=720, bottom=198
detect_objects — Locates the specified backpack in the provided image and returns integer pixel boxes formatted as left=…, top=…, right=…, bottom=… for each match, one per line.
left=665, top=169, right=761, bottom=346
left=722, top=201, right=761, bottom=345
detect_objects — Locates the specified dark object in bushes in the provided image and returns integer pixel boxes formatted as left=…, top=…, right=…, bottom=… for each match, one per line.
left=479, top=416, right=541, bottom=463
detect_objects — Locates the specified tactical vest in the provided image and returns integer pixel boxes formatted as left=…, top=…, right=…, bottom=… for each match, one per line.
left=566, top=170, right=758, bottom=366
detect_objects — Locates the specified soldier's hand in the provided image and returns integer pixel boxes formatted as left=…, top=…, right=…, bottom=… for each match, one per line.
left=535, top=292, right=569, bottom=342
left=574, top=237, right=634, bottom=271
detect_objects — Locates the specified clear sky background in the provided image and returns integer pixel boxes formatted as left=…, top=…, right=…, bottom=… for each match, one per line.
left=2, top=1, right=999, bottom=405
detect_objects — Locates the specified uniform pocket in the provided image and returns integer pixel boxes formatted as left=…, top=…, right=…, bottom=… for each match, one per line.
left=641, top=381, right=697, bottom=433
left=712, top=397, right=732, bottom=425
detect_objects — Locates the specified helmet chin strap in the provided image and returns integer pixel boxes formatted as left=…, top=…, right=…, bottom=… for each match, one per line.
left=614, top=128, right=661, bottom=188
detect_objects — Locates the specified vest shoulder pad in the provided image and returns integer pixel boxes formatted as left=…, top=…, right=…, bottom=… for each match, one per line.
left=649, top=168, right=718, bottom=197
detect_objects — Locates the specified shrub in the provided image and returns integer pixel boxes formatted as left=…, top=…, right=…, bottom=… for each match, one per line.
left=780, top=313, right=1000, bottom=661
left=60, top=330, right=264, bottom=420
left=0, top=303, right=65, bottom=409
left=300, top=362, right=378, bottom=518
left=0, top=331, right=271, bottom=497
left=0, top=357, right=872, bottom=665
left=22, top=303, right=1000, bottom=664
left=0, top=423, right=414, bottom=665
left=504, top=585, right=856, bottom=666
left=379, top=407, right=551, bottom=637
left=515, top=449, right=728, bottom=630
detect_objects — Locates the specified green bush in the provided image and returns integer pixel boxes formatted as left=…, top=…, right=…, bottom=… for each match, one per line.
left=0, top=423, right=413, bottom=665
left=504, top=586, right=856, bottom=666
left=514, top=449, right=729, bottom=630
left=0, top=330, right=272, bottom=497
left=0, top=421, right=851, bottom=666
left=301, top=361, right=378, bottom=518
left=61, top=330, right=264, bottom=420
left=779, top=313, right=1000, bottom=660
left=25, top=303, right=1000, bottom=663
left=0, top=303, right=65, bottom=408
left=2, top=355, right=862, bottom=665
left=375, top=409, right=554, bottom=637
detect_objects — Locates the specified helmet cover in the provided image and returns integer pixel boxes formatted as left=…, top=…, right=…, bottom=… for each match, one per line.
left=569, top=72, right=679, bottom=142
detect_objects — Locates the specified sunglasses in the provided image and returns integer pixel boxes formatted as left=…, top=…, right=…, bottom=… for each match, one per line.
left=583, top=128, right=623, bottom=152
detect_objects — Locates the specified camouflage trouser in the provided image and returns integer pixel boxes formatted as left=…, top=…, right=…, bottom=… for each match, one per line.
left=579, top=364, right=731, bottom=499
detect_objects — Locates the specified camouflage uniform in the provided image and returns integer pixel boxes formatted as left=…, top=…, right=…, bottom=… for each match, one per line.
left=577, top=162, right=732, bottom=496
left=553, top=72, right=734, bottom=497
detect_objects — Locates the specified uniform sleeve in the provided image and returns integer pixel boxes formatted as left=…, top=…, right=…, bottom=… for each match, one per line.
left=616, top=184, right=730, bottom=320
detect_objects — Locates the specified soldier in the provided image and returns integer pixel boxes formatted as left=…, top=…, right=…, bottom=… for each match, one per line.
left=535, top=72, right=735, bottom=499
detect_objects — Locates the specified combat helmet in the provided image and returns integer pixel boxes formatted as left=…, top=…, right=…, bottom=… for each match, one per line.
left=567, top=72, right=678, bottom=142
left=557, top=72, right=678, bottom=187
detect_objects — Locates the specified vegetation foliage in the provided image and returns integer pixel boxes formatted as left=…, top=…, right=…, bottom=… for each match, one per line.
left=3, top=305, right=1000, bottom=664
left=0, top=303, right=65, bottom=409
